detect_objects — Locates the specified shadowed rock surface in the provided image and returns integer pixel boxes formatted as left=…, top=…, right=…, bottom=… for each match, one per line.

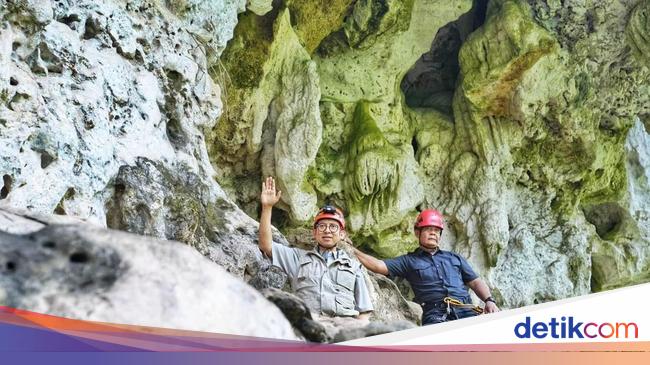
left=0, top=209, right=298, bottom=339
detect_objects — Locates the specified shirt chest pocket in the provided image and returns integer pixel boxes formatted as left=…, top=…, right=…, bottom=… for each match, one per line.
left=447, top=259, right=464, bottom=284
left=335, top=265, right=356, bottom=292
left=296, top=256, right=319, bottom=289
left=412, top=261, right=436, bottom=282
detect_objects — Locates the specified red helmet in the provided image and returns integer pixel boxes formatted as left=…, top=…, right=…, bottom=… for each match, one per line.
left=314, top=205, right=345, bottom=230
left=414, top=209, right=444, bottom=233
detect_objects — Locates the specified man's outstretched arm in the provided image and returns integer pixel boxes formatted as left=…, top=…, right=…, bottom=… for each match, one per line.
left=467, top=278, right=500, bottom=313
left=352, top=247, right=389, bottom=276
left=259, top=176, right=281, bottom=259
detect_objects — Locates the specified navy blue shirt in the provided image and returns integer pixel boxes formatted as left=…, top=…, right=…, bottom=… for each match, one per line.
left=384, top=248, right=478, bottom=304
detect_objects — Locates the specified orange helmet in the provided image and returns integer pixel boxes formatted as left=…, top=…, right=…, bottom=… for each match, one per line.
left=314, top=205, right=345, bottom=230
left=414, top=209, right=444, bottom=234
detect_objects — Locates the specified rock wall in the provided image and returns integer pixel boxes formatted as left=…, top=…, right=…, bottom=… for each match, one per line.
left=0, top=0, right=229, bottom=223
left=0, top=208, right=298, bottom=339
left=1, top=0, right=650, bottom=327
left=0, top=0, right=420, bottom=334
left=0, top=0, right=276, bottom=282
left=212, top=0, right=650, bottom=307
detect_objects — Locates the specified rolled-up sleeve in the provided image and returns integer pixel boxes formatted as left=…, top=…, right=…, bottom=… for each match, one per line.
left=271, top=242, right=301, bottom=278
left=383, top=255, right=409, bottom=278
left=354, top=269, right=374, bottom=313
left=458, top=255, right=479, bottom=283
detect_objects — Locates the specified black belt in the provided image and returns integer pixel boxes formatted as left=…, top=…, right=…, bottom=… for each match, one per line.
left=420, top=301, right=447, bottom=310
left=421, top=298, right=472, bottom=309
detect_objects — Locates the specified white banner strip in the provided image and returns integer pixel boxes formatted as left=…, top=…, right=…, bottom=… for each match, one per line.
left=343, top=282, right=650, bottom=346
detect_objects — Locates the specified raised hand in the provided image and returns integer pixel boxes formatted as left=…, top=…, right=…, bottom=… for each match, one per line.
left=261, top=176, right=282, bottom=208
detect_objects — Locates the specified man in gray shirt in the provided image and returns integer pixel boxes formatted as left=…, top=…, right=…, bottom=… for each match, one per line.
left=258, top=177, right=373, bottom=320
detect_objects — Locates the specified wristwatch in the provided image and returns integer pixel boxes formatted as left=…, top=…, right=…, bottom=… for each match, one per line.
left=484, top=297, right=496, bottom=304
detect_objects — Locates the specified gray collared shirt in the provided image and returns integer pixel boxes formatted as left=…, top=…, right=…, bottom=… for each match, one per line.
left=271, top=242, right=373, bottom=316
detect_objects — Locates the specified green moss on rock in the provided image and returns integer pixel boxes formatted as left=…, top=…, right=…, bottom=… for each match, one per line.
left=344, top=101, right=402, bottom=205
left=627, top=1, right=650, bottom=66
left=287, top=0, right=355, bottom=54
left=341, top=101, right=424, bottom=244
left=459, top=0, right=558, bottom=116
left=342, top=0, right=414, bottom=49
left=220, top=10, right=277, bottom=89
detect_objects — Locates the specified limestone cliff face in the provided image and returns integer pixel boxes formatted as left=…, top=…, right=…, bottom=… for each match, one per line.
left=1, top=0, right=649, bottom=319
left=0, top=0, right=233, bottom=224
left=213, top=0, right=650, bottom=307
left=0, top=0, right=283, bottom=306
left=0, top=0, right=419, bottom=333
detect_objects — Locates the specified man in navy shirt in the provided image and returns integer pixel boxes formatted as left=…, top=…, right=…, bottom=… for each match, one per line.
left=353, top=209, right=499, bottom=325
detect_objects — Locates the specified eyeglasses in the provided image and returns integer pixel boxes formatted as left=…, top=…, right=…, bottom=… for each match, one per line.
left=315, top=223, right=340, bottom=233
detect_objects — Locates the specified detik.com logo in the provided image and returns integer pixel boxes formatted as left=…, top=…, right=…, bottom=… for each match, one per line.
left=514, top=316, right=638, bottom=339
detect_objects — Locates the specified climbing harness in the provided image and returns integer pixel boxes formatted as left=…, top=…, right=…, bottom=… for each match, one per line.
left=443, top=296, right=484, bottom=315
